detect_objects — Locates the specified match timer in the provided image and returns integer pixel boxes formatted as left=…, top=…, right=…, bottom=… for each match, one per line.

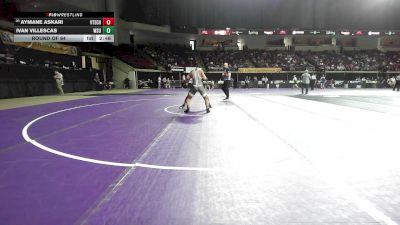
left=13, top=12, right=115, bottom=43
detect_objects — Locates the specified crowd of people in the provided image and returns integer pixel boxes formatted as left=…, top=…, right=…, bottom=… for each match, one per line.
left=115, top=44, right=156, bottom=70
left=249, top=50, right=312, bottom=71
left=301, top=50, right=400, bottom=71
left=142, top=44, right=197, bottom=70
left=3, top=40, right=400, bottom=93
left=300, top=51, right=351, bottom=71
left=201, top=50, right=250, bottom=71
left=0, top=42, right=82, bottom=70
left=137, top=47, right=400, bottom=73
left=346, top=51, right=385, bottom=71
left=77, top=43, right=400, bottom=73
left=156, top=75, right=174, bottom=89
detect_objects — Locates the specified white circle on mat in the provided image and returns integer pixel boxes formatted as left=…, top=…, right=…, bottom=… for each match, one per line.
left=22, top=99, right=220, bottom=171
left=164, top=104, right=208, bottom=117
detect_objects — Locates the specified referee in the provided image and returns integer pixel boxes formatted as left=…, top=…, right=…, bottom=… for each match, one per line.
left=222, top=62, right=231, bottom=100
left=394, top=74, right=400, bottom=91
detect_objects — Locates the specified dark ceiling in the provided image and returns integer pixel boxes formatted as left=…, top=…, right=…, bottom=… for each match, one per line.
left=121, top=0, right=400, bottom=30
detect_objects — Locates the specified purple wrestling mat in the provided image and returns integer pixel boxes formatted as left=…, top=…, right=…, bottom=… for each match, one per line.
left=1, top=88, right=400, bottom=225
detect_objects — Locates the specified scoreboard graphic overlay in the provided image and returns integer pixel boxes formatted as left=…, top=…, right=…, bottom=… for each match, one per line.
left=14, top=12, right=114, bottom=43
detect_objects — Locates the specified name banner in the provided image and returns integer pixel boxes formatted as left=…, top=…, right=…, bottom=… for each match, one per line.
left=239, top=68, right=282, bottom=73
left=0, top=29, right=78, bottom=56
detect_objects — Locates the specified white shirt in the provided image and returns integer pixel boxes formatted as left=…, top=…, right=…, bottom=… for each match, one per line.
left=301, top=73, right=311, bottom=84
left=54, top=72, right=63, bottom=85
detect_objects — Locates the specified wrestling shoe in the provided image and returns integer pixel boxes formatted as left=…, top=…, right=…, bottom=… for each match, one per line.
left=184, top=107, right=190, bottom=113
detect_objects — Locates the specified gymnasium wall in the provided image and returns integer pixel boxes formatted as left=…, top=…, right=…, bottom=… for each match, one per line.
left=0, top=64, right=96, bottom=98
left=112, top=57, right=136, bottom=89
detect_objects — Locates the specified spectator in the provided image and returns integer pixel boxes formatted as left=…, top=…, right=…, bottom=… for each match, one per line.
left=165, top=78, right=171, bottom=89
left=261, top=76, right=266, bottom=88
left=310, top=73, right=317, bottom=90
left=293, top=75, right=299, bottom=89
left=162, top=77, right=167, bottom=88
left=394, top=74, right=400, bottom=91
left=301, top=70, right=311, bottom=95
left=94, top=72, right=103, bottom=90
left=181, top=74, right=187, bottom=88
left=53, top=70, right=64, bottom=95
left=123, top=77, right=130, bottom=89
left=157, top=76, right=162, bottom=89
left=320, top=76, right=326, bottom=89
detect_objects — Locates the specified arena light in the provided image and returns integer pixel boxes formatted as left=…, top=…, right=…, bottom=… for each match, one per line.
left=214, top=30, right=227, bottom=35
left=341, top=31, right=350, bottom=36
left=279, top=30, right=287, bottom=35
left=326, top=30, right=336, bottom=35
left=368, top=31, right=380, bottom=36
left=355, top=31, right=364, bottom=36
left=264, top=31, right=274, bottom=35
left=248, top=30, right=259, bottom=35
left=232, top=31, right=243, bottom=35
left=292, top=30, right=304, bottom=35
left=385, top=31, right=396, bottom=35
left=309, top=30, right=321, bottom=35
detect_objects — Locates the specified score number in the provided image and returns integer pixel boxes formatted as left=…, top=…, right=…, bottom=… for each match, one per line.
left=102, top=17, right=114, bottom=34
left=102, top=18, right=114, bottom=26
left=102, top=26, right=114, bottom=34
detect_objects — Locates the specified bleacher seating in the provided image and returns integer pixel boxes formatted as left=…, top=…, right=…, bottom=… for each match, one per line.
left=201, top=50, right=250, bottom=71
left=142, top=44, right=197, bottom=70
left=250, top=50, right=312, bottom=71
